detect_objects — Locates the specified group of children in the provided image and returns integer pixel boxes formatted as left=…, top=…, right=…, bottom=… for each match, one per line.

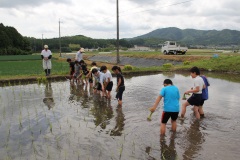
left=66, top=58, right=125, bottom=106
left=149, top=66, right=210, bottom=135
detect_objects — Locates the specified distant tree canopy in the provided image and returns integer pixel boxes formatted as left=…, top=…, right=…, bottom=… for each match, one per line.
left=27, top=35, right=134, bottom=53
left=0, top=23, right=32, bottom=55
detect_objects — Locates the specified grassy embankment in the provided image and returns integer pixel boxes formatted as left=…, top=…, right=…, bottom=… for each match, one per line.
left=0, top=49, right=239, bottom=80
left=110, top=49, right=240, bottom=73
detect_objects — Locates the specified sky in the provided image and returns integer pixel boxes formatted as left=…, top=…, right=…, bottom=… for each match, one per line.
left=0, top=0, right=239, bottom=39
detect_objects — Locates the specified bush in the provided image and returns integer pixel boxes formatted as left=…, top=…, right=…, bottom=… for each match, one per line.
left=163, top=63, right=173, bottom=68
left=183, top=61, right=190, bottom=65
left=123, top=65, right=133, bottom=71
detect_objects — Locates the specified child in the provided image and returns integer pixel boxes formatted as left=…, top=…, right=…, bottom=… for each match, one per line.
left=199, top=75, right=210, bottom=118
left=100, top=65, right=113, bottom=99
left=149, top=79, right=180, bottom=136
left=66, top=58, right=75, bottom=83
left=180, top=66, right=205, bottom=120
left=112, top=66, right=125, bottom=106
left=92, top=68, right=106, bottom=96
left=86, top=62, right=98, bottom=88
left=74, top=60, right=81, bottom=83
left=79, top=60, right=89, bottom=85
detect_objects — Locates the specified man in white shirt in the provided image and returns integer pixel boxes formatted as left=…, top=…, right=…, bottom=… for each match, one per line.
left=75, top=48, right=85, bottom=62
left=41, top=45, right=52, bottom=76
left=180, top=66, right=205, bottom=120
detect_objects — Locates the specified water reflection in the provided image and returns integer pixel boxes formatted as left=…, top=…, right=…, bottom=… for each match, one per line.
left=110, top=106, right=125, bottom=136
left=43, top=81, right=55, bottom=110
left=181, top=120, right=205, bottom=159
left=160, top=134, right=177, bottom=160
left=69, top=83, right=84, bottom=102
left=90, top=96, right=113, bottom=129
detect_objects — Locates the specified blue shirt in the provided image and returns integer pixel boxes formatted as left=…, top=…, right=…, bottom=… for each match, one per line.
left=160, top=85, right=180, bottom=112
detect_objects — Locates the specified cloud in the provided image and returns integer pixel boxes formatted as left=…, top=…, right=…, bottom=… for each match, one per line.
left=0, top=0, right=239, bottom=39
left=0, top=0, right=70, bottom=8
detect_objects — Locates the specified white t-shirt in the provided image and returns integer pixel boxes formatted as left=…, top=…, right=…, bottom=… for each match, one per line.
left=193, top=75, right=205, bottom=94
left=41, top=49, right=52, bottom=58
left=96, top=71, right=106, bottom=84
left=75, top=51, right=82, bottom=62
left=104, top=70, right=113, bottom=82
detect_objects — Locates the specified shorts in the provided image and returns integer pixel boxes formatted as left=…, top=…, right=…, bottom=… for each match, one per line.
left=161, top=112, right=179, bottom=124
left=83, top=70, right=89, bottom=76
left=199, top=99, right=205, bottom=106
left=97, top=82, right=102, bottom=91
left=106, top=81, right=113, bottom=91
left=116, top=86, right=125, bottom=101
left=187, top=94, right=202, bottom=107
left=89, top=78, right=93, bottom=83
left=70, top=71, right=74, bottom=76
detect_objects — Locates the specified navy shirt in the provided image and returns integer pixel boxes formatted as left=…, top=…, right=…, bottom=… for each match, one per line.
left=117, top=73, right=124, bottom=87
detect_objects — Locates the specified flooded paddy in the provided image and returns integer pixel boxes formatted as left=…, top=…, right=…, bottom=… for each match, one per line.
left=0, top=73, right=240, bottom=160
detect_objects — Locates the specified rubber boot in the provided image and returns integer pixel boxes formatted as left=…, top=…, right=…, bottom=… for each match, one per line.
left=45, top=69, right=47, bottom=76
left=47, top=69, right=51, bottom=76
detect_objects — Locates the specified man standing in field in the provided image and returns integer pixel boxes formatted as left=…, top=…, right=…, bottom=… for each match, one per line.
left=41, top=45, right=52, bottom=76
left=75, top=48, right=85, bottom=62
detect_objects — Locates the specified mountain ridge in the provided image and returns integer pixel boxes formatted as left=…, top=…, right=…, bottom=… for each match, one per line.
left=132, top=27, right=240, bottom=45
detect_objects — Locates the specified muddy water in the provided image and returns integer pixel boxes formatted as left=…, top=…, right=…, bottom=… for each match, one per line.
left=0, top=73, right=240, bottom=160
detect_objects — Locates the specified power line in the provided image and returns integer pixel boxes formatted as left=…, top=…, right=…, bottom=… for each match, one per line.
left=51, top=0, right=195, bottom=38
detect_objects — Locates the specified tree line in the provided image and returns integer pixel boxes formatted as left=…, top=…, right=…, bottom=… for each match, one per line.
left=0, top=23, right=32, bottom=55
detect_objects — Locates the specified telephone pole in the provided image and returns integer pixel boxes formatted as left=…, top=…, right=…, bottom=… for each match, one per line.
left=116, top=0, right=120, bottom=64
left=41, top=34, right=43, bottom=49
left=59, top=19, right=63, bottom=57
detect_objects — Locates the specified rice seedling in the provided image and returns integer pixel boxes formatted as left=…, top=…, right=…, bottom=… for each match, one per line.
left=47, top=145, right=50, bottom=159
left=19, top=112, right=22, bottom=128
left=3, top=105, right=6, bottom=119
left=147, top=111, right=154, bottom=121
left=64, top=150, right=68, bottom=160
left=48, top=118, right=53, bottom=133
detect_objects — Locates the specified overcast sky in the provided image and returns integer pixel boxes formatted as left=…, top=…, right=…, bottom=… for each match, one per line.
left=0, top=0, right=239, bottom=39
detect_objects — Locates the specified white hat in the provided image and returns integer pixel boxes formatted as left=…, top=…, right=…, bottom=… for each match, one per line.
left=44, top=45, right=48, bottom=48
left=80, top=48, right=85, bottom=52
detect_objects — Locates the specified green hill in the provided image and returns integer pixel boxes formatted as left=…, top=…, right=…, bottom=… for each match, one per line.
left=132, top=27, right=240, bottom=46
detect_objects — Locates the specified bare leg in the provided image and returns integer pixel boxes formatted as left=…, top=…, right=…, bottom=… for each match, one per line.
left=160, top=123, right=166, bottom=135
left=181, top=101, right=190, bottom=118
left=118, top=100, right=122, bottom=106
left=199, top=106, right=204, bottom=118
left=193, top=106, right=200, bottom=119
left=171, top=120, right=177, bottom=132
left=107, top=91, right=111, bottom=99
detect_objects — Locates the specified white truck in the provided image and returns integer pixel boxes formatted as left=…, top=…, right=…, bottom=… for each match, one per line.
left=161, top=41, right=188, bottom=55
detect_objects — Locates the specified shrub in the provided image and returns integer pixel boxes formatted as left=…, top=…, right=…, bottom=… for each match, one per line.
left=163, top=63, right=173, bottom=68
left=123, top=65, right=133, bottom=71
left=183, top=61, right=190, bottom=65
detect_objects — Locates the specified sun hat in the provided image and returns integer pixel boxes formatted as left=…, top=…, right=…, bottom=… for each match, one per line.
left=80, top=48, right=85, bottom=52
left=44, top=45, right=48, bottom=49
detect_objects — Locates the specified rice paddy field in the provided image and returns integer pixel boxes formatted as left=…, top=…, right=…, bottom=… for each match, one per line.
left=0, top=72, right=240, bottom=159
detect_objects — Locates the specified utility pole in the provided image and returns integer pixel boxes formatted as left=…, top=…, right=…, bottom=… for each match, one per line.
left=116, top=0, right=120, bottom=64
left=41, top=34, right=43, bottom=49
left=59, top=19, right=63, bottom=57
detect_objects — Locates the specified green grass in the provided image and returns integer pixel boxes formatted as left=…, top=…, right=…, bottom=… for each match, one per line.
left=0, top=55, right=42, bottom=61
left=0, top=60, right=69, bottom=78
left=179, top=55, right=240, bottom=72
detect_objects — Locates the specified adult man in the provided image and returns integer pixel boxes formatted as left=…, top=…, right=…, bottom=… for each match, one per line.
left=75, top=48, right=85, bottom=62
left=41, top=45, right=52, bottom=76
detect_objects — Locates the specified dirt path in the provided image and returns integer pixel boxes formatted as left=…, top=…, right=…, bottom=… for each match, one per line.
left=88, top=55, right=182, bottom=67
